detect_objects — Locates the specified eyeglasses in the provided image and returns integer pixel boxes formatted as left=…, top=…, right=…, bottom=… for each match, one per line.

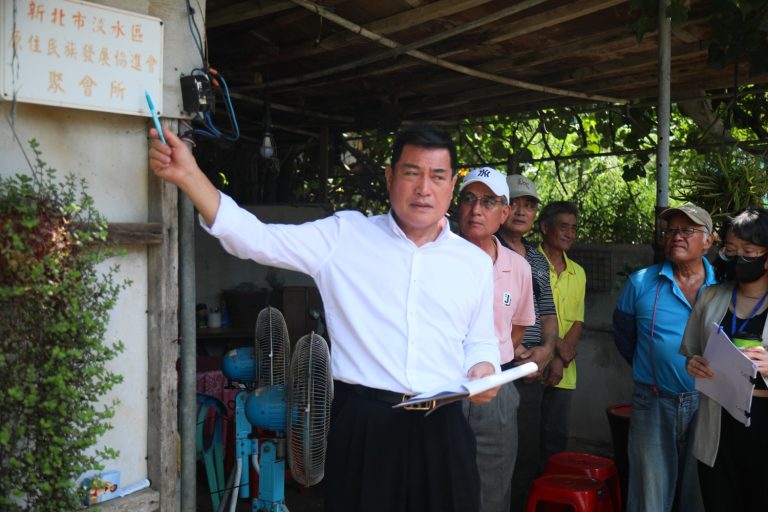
left=718, top=247, right=768, bottom=263
left=459, top=192, right=505, bottom=210
left=661, top=227, right=708, bottom=239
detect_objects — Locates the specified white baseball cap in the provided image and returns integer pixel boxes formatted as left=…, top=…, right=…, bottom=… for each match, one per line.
left=459, top=167, right=510, bottom=203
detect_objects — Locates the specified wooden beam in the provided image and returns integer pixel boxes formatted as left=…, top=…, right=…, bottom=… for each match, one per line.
left=107, top=223, right=164, bottom=246
left=207, top=0, right=294, bottom=29
left=259, top=0, right=547, bottom=89
left=264, top=0, right=496, bottom=63
left=486, top=0, right=627, bottom=44
left=228, top=92, right=354, bottom=123
left=288, top=0, right=626, bottom=104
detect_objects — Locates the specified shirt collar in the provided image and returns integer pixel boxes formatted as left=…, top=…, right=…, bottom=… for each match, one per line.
left=660, top=256, right=717, bottom=285
left=537, top=243, right=576, bottom=275
left=493, top=236, right=514, bottom=271
left=386, top=210, right=451, bottom=245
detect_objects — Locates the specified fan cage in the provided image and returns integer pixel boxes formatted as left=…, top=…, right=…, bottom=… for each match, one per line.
left=287, top=332, right=333, bottom=487
left=254, top=306, right=290, bottom=388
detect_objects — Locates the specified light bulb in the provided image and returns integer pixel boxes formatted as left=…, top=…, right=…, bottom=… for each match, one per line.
left=260, top=132, right=275, bottom=159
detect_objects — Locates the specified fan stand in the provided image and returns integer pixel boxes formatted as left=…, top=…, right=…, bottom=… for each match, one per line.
left=233, top=390, right=289, bottom=512
left=254, top=438, right=286, bottom=512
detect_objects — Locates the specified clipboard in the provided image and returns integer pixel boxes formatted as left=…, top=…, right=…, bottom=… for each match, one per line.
left=392, top=362, right=538, bottom=415
left=696, top=323, right=758, bottom=426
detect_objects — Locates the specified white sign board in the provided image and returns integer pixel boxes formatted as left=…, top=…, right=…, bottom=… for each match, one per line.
left=1, top=0, right=164, bottom=116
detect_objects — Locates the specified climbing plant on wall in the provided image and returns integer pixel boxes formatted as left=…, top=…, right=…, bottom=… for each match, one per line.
left=0, top=141, right=127, bottom=511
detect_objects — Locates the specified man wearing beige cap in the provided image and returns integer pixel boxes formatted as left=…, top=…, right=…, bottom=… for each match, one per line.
left=613, top=204, right=714, bottom=512
left=497, top=174, right=558, bottom=511
left=458, top=167, right=536, bottom=512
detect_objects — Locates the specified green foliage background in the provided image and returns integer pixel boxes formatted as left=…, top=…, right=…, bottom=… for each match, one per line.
left=0, top=142, right=127, bottom=511
left=317, top=83, right=765, bottom=245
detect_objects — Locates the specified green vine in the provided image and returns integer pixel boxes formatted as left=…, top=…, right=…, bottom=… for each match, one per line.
left=0, top=141, right=128, bottom=511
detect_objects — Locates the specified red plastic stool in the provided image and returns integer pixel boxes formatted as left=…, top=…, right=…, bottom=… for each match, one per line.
left=526, top=474, right=612, bottom=512
left=544, top=451, right=622, bottom=512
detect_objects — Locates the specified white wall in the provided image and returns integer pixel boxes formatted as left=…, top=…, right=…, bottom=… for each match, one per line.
left=1, top=0, right=204, bottom=494
left=0, top=101, right=150, bottom=487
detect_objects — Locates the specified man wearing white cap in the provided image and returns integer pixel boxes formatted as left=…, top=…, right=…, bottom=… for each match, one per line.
left=457, top=167, right=536, bottom=512
left=613, top=203, right=714, bottom=512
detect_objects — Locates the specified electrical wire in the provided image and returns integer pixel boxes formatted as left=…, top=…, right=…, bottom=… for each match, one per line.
left=181, top=1, right=241, bottom=142
left=184, top=0, right=206, bottom=67
left=188, top=68, right=240, bottom=142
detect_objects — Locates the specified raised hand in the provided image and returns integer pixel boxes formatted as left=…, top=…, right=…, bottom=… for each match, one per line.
left=147, top=126, right=220, bottom=226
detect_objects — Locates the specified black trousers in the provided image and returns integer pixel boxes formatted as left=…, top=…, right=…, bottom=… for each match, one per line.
left=324, top=381, right=481, bottom=512
left=698, top=397, right=768, bottom=511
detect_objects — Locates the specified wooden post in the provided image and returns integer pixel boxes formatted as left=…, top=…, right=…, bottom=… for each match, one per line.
left=146, top=138, right=179, bottom=510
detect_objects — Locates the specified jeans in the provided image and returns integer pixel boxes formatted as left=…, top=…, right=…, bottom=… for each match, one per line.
left=627, top=383, right=704, bottom=512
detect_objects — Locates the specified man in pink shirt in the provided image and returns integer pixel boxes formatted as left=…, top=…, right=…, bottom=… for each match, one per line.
left=458, top=167, right=536, bottom=512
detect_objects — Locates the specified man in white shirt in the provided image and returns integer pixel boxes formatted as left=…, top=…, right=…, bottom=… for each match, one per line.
left=149, top=124, right=501, bottom=512
left=457, top=167, right=535, bottom=512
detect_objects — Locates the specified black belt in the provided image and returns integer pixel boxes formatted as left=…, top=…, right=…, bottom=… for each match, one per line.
left=337, top=381, right=439, bottom=411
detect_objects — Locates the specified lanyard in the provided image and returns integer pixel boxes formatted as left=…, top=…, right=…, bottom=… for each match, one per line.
left=730, top=287, right=768, bottom=337
left=647, top=281, right=663, bottom=394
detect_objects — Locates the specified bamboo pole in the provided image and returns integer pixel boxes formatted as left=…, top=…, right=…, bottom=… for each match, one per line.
left=288, top=0, right=627, bottom=105
left=263, top=0, right=548, bottom=89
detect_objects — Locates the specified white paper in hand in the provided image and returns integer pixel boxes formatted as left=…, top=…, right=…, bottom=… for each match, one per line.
left=393, top=362, right=538, bottom=414
left=697, top=323, right=758, bottom=426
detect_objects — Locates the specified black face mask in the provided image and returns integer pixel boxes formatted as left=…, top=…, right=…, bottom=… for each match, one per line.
left=732, top=254, right=768, bottom=283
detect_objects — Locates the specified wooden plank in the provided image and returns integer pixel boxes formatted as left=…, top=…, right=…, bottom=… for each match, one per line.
left=96, top=488, right=160, bottom=512
left=207, top=0, right=347, bottom=29
left=289, top=0, right=625, bottom=103
left=207, top=0, right=294, bottom=29
left=108, top=223, right=164, bottom=246
left=145, top=121, right=180, bottom=512
left=260, top=0, right=547, bottom=90
left=263, top=0, right=495, bottom=63
left=486, top=0, right=627, bottom=44
left=366, top=0, right=494, bottom=34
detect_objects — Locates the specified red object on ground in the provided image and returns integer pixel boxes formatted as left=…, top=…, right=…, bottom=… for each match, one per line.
left=526, top=474, right=612, bottom=512
left=543, top=451, right=622, bottom=512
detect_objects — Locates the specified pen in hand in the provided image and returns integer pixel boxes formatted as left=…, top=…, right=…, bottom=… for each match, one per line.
left=145, top=91, right=167, bottom=144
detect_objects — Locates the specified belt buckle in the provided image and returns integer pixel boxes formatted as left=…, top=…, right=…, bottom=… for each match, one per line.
left=401, top=394, right=436, bottom=411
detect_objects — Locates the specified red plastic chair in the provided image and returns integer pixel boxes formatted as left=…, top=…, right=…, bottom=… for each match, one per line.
left=526, top=474, right=612, bottom=512
left=544, top=451, right=622, bottom=512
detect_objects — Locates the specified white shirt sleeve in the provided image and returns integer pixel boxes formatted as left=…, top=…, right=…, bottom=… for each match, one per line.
left=199, top=192, right=337, bottom=277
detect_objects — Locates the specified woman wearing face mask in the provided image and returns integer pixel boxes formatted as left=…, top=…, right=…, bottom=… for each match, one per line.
left=680, top=208, right=768, bottom=511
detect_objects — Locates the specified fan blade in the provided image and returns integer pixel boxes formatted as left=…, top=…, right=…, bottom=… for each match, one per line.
left=287, top=332, right=333, bottom=487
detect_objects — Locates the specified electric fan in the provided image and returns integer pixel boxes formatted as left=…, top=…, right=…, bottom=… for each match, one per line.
left=219, top=306, right=333, bottom=512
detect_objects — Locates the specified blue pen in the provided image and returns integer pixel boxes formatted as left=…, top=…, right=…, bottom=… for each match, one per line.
left=145, top=91, right=167, bottom=144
